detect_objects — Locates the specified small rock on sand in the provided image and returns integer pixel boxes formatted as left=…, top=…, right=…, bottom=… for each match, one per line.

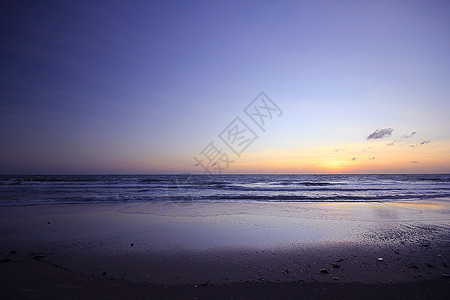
left=377, top=258, right=383, bottom=261
left=33, top=253, right=46, bottom=260
left=320, top=269, right=328, bottom=274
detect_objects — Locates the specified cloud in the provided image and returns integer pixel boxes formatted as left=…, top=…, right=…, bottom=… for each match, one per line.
left=334, top=148, right=344, bottom=152
left=411, top=161, right=419, bottom=164
left=387, top=131, right=419, bottom=146
left=352, top=157, right=358, bottom=161
left=386, top=139, right=399, bottom=146
left=369, top=157, right=375, bottom=160
left=367, top=128, right=394, bottom=140
left=409, top=140, right=430, bottom=147
left=387, top=131, right=425, bottom=147
left=402, top=132, right=417, bottom=139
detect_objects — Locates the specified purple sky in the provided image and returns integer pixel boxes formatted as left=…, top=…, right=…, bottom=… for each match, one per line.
left=1, top=0, right=449, bottom=174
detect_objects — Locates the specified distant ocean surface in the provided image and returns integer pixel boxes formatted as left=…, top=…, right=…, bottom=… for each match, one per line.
left=0, top=174, right=449, bottom=206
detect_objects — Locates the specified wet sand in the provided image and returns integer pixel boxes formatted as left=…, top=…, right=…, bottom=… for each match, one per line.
left=1, top=199, right=449, bottom=299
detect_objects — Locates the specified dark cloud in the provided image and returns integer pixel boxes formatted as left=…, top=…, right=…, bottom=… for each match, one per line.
left=411, top=161, right=419, bottom=164
left=367, top=128, right=394, bottom=140
left=352, top=157, right=358, bottom=161
left=420, top=140, right=430, bottom=145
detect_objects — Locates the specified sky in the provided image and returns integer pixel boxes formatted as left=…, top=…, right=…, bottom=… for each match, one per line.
left=0, top=0, right=449, bottom=174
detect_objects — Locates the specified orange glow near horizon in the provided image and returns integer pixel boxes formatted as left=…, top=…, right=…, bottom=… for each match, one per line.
left=140, top=140, right=450, bottom=174
left=178, top=140, right=450, bottom=174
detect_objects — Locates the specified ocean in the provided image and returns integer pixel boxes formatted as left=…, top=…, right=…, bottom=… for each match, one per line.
left=0, top=174, right=449, bottom=206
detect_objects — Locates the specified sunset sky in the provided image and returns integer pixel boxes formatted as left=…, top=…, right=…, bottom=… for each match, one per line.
left=1, top=0, right=449, bottom=174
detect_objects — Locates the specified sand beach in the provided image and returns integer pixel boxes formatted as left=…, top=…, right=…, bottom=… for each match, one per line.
left=1, top=199, right=449, bottom=299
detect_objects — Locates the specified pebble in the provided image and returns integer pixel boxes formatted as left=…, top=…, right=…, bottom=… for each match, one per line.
left=320, top=269, right=328, bottom=274
left=377, top=257, right=383, bottom=261
left=33, top=253, right=46, bottom=260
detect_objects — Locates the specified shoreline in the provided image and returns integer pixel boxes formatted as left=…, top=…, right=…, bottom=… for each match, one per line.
left=2, top=196, right=450, bottom=208
left=1, top=200, right=449, bottom=298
